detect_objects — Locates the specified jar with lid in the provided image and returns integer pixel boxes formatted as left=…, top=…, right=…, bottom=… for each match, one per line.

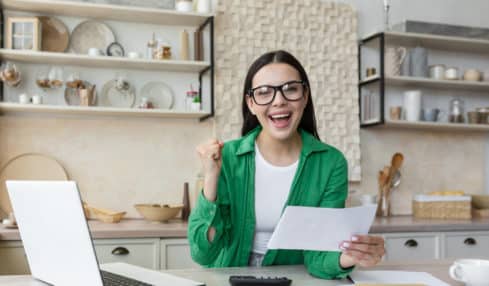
left=449, top=97, right=465, bottom=123
left=154, top=40, right=172, bottom=60
left=146, top=32, right=157, bottom=60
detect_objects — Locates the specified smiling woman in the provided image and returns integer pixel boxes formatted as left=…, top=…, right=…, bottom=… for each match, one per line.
left=188, top=50, right=385, bottom=280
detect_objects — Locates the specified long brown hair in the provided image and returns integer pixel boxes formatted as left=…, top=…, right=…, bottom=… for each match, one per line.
left=241, top=50, right=319, bottom=139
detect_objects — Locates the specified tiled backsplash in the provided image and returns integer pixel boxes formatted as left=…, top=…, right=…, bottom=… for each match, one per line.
left=0, top=115, right=212, bottom=217
left=351, top=129, right=486, bottom=215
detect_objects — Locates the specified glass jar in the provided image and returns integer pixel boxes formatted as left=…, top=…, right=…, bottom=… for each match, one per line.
left=449, top=97, right=465, bottom=123
left=154, top=40, right=172, bottom=60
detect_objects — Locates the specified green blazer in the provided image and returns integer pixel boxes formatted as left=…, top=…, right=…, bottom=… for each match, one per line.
left=188, top=126, right=353, bottom=279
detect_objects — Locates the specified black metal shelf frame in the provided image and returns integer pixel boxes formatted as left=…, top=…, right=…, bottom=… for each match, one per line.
left=358, top=32, right=385, bottom=128
left=198, top=16, right=214, bottom=122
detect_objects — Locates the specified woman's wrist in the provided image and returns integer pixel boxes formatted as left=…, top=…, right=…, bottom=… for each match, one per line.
left=339, top=252, right=356, bottom=269
left=203, top=175, right=218, bottom=202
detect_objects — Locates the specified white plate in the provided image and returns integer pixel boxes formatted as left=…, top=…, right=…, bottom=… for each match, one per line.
left=140, top=81, right=174, bottom=109
left=100, top=79, right=136, bottom=108
left=69, top=20, right=115, bottom=55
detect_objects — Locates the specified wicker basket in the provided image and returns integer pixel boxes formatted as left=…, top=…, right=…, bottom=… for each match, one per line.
left=412, top=195, right=472, bottom=219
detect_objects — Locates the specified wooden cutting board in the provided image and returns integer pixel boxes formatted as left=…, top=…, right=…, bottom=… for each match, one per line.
left=0, top=153, right=69, bottom=215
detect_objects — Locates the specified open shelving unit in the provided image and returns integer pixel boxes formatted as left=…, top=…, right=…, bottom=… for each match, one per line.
left=358, top=31, right=489, bottom=131
left=0, top=0, right=215, bottom=120
left=0, top=0, right=213, bottom=26
left=0, top=102, right=208, bottom=118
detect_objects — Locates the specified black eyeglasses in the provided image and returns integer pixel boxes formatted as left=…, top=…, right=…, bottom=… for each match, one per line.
left=248, top=80, right=306, bottom=105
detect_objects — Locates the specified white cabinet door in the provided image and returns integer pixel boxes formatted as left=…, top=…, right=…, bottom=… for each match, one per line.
left=444, top=231, right=489, bottom=259
left=383, top=233, right=440, bottom=262
left=94, top=238, right=160, bottom=269
left=0, top=241, right=30, bottom=275
left=160, top=238, right=200, bottom=270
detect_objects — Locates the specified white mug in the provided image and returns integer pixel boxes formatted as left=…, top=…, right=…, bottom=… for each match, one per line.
left=19, top=93, right=29, bottom=104
left=87, top=48, right=103, bottom=56
left=385, top=46, right=407, bottom=76
left=32, top=94, right=42, bottom=105
left=403, top=90, right=422, bottom=122
left=197, top=0, right=211, bottom=13
left=449, top=259, right=489, bottom=286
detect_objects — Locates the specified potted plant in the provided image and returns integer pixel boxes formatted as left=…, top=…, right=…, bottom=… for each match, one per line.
left=191, top=95, right=201, bottom=111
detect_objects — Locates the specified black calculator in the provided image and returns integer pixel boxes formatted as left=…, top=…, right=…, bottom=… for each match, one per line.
left=229, top=275, right=292, bottom=286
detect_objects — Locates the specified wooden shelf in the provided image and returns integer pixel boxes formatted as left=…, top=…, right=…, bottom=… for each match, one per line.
left=0, top=0, right=213, bottom=26
left=387, top=76, right=489, bottom=92
left=383, top=120, right=489, bottom=131
left=0, top=49, right=210, bottom=72
left=383, top=31, right=489, bottom=54
left=0, top=102, right=209, bottom=119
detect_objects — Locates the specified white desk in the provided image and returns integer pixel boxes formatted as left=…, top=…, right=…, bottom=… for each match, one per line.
left=0, top=262, right=461, bottom=286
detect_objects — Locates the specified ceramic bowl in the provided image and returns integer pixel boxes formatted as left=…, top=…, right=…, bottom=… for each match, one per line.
left=134, top=204, right=183, bottom=222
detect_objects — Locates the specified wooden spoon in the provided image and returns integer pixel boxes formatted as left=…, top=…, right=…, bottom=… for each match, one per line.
left=376, top=166, right=390, bottom=216
left=385, top=153, right=404, bottom=215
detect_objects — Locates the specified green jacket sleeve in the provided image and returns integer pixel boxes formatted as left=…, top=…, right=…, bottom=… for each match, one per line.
left=303, top=153, right=355, bottom=279
left=187, top=165, right=231, bottom=266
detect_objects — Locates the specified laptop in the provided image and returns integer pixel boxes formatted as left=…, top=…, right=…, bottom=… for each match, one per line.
left=6, top=180, right=204, bottom=286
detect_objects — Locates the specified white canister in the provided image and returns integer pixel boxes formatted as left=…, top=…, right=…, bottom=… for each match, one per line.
left=175, top=0, right=193, bottom=12
left=32, top=94, right=43, bottom=105
left=197, top=0, right=211, bottom=13
left=444, top=67, right=459, bottom=80
left=429, top=64, right=445, bottom=80
left=403, top=90, right=422, bottom=122
left=19, top=93, right=29, bottom=104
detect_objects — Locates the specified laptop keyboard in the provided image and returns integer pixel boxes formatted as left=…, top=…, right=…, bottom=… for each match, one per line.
left=101, top=270, right=154, bottom=286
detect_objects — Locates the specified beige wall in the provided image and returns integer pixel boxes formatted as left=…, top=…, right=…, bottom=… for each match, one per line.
left=0, top=115, right=212, bottom=217
left=350, top=129, right=486, bottom=214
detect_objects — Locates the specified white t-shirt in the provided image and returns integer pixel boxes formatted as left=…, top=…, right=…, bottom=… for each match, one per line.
left=252, top=143, right=298, bottom=254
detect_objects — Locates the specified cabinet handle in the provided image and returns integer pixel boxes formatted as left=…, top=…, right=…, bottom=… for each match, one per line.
left=111, top=247, right=130, bottom=256
left=464, top=237, right=477, bottom=246
left=404, top=239, right=418, bottom=248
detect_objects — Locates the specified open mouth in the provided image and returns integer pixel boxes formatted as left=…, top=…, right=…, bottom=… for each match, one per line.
left=268, top=112, right=292, bottom=128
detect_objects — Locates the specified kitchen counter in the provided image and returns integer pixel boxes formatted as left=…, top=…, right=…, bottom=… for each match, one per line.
left=0, top=219, right=188, bottom=241
left=1, top=215, right=488, bottom=241
left=370, top=215, right=489, bottom=233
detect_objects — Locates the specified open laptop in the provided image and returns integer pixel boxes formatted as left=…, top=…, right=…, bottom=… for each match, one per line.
left=6, top=180, right=204, bottom=286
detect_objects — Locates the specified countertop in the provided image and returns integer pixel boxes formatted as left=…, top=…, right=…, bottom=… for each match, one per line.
left=1, top=215, right=488, bottom=241
left=369, top=215, right=489, bottom=233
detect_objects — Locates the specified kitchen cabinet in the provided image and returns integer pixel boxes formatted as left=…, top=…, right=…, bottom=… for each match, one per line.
left=0, top=237, right=197, bottom=275
left=358, top=31, right=489, bottom=131
left=0, top=241, right=29, bottom=275
left=160, top=238, right=200, bottom=270
left=380, top=231, right=489, bottom=262
left=383, top=232, right=440, bottom=261
left=0, top=0, right=214, bottom=121
left=443, top=231, right=489, bottom=259
left=93, top=238, right=160, bottom=270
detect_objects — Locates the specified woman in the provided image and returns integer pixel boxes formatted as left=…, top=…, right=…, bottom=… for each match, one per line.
left=188, top=50, right=385, bottom=280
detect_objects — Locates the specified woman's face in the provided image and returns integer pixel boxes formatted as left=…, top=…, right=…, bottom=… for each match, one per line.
left=246, top=63, right=308, bottom=141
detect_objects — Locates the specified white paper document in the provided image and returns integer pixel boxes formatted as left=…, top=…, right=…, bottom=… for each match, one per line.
left=267, top=205, right=377, bottom=251
left=350, top=270, right=449, bottom=286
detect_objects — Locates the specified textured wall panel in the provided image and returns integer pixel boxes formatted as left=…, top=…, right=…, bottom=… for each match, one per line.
left=214, top=0, right=361, bottom=180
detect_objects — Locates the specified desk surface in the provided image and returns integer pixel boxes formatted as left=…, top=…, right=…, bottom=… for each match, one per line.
left=0, top=262, right=461, bottom=286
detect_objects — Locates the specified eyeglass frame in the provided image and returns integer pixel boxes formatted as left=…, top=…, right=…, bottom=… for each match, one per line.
left=247, top=80, right=307, bottom=106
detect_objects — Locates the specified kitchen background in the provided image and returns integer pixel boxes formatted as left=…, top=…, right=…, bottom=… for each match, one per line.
left=0, top=0, right=488, bottom=217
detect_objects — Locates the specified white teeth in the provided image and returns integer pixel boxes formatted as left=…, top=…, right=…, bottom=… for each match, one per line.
left=270, top=114, right=290, bottom=119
